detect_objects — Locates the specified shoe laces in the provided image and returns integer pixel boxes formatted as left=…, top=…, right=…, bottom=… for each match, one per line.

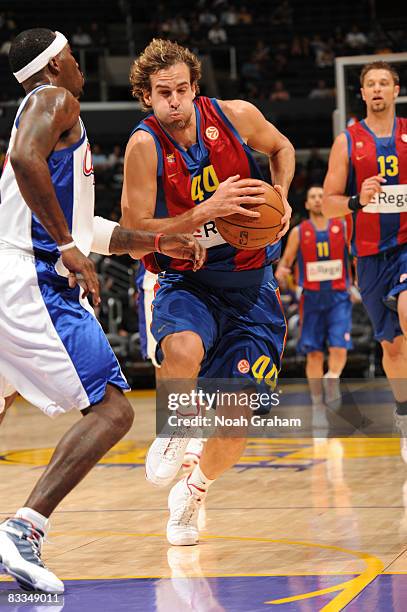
left=174, top=496, right=201, bottom=526
left=173, top=484, right=203, bottom=526
left=27, top=528, right=44, bottom=566
left=163, top=437, right=187, bottom=462
left=2, top=518, right=45, bottom=567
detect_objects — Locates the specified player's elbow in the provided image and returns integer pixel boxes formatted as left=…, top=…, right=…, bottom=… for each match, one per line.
left=280, top=137, right=295, bottom=158
left=9, top=150, right=27, bottom=173
left=10, top=148, right=37, bottom=178
left=321, top=194, right=336, bottom=218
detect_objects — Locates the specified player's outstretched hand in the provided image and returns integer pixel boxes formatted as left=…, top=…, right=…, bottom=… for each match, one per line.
left=206, top=174, right=265, bottom=218
left=159, top=234, right=206, bottom=271
left=271, top=184, right=292, bottom=243
left=61, top=246, right=101, bottom=305
left=360, top=175, right=386, bottom=206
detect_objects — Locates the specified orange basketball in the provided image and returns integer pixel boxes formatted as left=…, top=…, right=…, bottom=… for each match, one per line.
left=215, top=182, right=285, bottom=250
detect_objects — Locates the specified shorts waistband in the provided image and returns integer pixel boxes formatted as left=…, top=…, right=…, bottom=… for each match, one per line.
left=359, top=244, right=407, bottom=261
left=165, top=265, right=274, bottom=288
left=0, top=242, right=35, bottom=259
left=0, top=242, right=60, bottom=264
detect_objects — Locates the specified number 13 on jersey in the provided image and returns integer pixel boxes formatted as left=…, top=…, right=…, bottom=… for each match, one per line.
left=191, top=165, right=220, bottom=202
left=377, top=155, right=398, bottom=177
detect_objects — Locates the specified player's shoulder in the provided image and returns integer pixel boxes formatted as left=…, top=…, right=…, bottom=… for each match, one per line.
left=334, top=131, right=349, bottom=146
left=329, top=131, right=348, bottom=158
left=217, top=98, right=259, bottom=119
left=128, top=128, right=156, bottom=148
left=217, top=100, right=264, bottom=138
left=125, top=128, right=157, bottom=167
left=19, top=86, right=80, bottom=129
left=28, top=86, right=79, bottom=113
left=288, top=223, right=300, bottom=242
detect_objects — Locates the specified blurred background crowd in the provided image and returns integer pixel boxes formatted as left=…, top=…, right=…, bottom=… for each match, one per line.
left=1, top=0, right=405, bottom=384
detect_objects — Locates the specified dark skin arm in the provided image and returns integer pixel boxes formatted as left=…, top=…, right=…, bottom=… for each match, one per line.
left=10, top=87, right=100, bottom=303
left=0, top=392, right=18, bottom=426
left=108, top=227, right=206, bottom=270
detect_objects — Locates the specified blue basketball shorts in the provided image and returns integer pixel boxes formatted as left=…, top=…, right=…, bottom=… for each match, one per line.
left=0, top=249, right=129, bottom=417
left=151, top=270, right=287, bottom=385
left=297, top=290, right=353, bottom=354
left=357, top=243, right=407, bottom=342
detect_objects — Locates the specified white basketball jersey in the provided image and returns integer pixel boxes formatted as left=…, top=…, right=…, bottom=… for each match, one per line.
left=0, top=84, right=95, bottom=265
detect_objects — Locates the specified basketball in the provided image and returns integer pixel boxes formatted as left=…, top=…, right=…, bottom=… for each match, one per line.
left=215, top=182, right=285, bottom=250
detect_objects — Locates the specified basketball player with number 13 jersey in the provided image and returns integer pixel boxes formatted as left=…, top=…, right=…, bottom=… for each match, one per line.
left=323, top=61, right=407, bottom=456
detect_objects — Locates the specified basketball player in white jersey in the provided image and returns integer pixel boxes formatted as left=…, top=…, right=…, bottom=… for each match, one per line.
left=0, top=28, right=204, bottom=594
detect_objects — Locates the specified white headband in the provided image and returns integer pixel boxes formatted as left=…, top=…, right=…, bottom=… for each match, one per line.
left=13, top=31, right=68, bottom=83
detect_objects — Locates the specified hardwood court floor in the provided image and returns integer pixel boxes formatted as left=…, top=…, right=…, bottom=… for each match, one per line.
left=1, top=390, right=407, bottom=611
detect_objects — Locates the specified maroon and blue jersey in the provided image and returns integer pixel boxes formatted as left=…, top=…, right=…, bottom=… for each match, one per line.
left=297, top=219, right=350, bottom=291
left=133, top=97, right=280, bottom=283
left=345, top=117, right=407, bottom=257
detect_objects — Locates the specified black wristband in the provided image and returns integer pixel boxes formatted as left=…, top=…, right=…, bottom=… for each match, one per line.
left=348, top=194, right=363, bottom=212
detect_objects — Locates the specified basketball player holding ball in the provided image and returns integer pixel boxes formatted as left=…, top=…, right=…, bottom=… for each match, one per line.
left=121, top=39, right=294, bottom=546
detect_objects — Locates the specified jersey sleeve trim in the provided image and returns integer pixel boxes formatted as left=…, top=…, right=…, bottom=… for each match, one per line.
left=210, top=98, right=245, bottom=145
left=134, top=125, right=163, bottom=177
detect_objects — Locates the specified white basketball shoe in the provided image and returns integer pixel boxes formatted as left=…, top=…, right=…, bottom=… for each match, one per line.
left=167, top=475, right=206, bottom=546
left=0, top=517, right=63, bottom=593
left=146, top=423, right=194, bottom=487
left=146, top=401, right=203, bottom=487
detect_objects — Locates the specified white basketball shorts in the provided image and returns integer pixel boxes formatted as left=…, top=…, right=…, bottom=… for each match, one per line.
left=0, top=247, right=130, bottom=417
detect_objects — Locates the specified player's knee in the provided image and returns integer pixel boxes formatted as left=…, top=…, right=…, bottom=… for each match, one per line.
left=109, top=395, right=134, bottom=436
left=397, top=291, right=407, bottom=334
left=398, top=309, right=407, bottom=336
left=307, top=351, right=323, bottom=364
left=382, top=338, right=404, bottom=362
left=162, top=333, right=204, bottom=374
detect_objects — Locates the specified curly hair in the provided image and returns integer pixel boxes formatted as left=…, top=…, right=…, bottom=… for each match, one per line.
left=360, top=61, right=399, bottom=87
left=130, top=38, right=201, bottom=110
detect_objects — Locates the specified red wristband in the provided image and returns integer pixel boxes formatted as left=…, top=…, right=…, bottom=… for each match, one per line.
left=154, top=233, right=164, bottom=253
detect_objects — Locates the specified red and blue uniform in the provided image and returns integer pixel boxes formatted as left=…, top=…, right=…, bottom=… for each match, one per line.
left=138, top=96, right=280, bottom=276
left=345, top=117, right=407, bottom=341
left=296, top=219, right=352, bottom=354
left=131, top=97, right=286, bottom=387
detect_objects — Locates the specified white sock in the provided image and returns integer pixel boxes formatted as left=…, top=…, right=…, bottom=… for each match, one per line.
left=187, top=465, right=214, bottom=495
left=15, top=507, right=50, bottom=534
left=324, top=371, right=340, bottom=379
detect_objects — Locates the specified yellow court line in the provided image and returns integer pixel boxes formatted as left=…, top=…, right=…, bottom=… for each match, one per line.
left=49, top=530, right=383, bottom=609
left=126, top=390, right=156, bottom=398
